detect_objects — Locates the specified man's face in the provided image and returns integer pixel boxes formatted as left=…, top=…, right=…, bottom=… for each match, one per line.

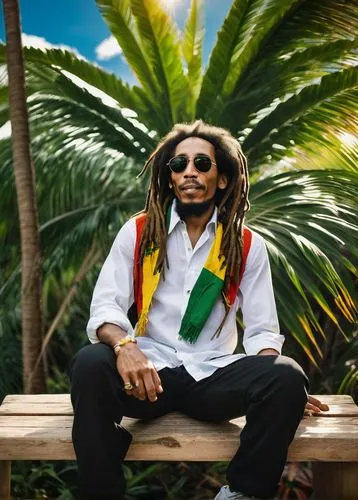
left=169, top=137, right=228, bottom=209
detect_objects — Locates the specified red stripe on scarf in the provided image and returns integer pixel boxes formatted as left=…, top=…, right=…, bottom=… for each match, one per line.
left=225, top=227, right=253, bottom=306
left=134, top=213, right=147, bottom=314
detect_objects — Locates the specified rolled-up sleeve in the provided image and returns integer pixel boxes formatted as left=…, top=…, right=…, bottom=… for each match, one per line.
left=86, top=218, right=136, bottom=343
left=239, top=231, right=285, bottom=355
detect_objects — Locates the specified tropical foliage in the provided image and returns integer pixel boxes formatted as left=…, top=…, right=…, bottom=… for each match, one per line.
left=0, top=0, right=357, bottom=393
left=1, top=0, right=357, bottom=498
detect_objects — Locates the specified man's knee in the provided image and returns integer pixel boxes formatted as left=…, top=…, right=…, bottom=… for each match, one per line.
left=70, top=343, right=114, bottom=383
left=271, top=355, right=309, bottom=401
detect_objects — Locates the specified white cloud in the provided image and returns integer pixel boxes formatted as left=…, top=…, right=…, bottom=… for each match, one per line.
left=95, top=35, right=122, bottom=61
left=21, top=33, right=85, bottom=59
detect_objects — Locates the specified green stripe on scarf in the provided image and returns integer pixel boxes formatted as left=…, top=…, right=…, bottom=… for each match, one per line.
left=179, top=268, right=224, bottom=343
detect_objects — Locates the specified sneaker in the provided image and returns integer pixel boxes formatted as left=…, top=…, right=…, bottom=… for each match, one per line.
left=215, top=485, right=276, bottom=500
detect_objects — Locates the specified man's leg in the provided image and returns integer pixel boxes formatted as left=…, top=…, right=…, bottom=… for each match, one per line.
left=179, top=355, right=309, bottom=499
left=70, top=343, right=176, bottom=498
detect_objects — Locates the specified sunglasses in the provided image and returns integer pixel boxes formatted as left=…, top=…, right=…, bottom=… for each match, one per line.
left=167, top=154, right=216, bottom=174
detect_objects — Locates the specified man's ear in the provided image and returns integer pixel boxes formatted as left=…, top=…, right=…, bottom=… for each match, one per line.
left=218, top=173, right=228, bottom=190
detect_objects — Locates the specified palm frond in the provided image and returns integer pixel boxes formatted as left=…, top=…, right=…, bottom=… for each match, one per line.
left=28, top=95, right=148, bottom=161
left=0, top=44, right=144, bottom=110
left=182, top=0, right=204, bottom=109
left=130, top=0, right=191, bottom=124
left=243, top=66, right=358, bottom=155
left=0, top=84, right=9, bottom=127
left=96, top=0, right=163, bottom=120
left=249, top=88, right=358, bottom=173
left=222, top=0, right=301, bottom=99
left=225, top=0, right=358, bottom=105
left=220, top=37, right=358, bottom=132
left=247, top=169, right=358, bottom=362
left=196, top=0, right=250, bottom=119
left=263, top=0, right=358, bottom=56
left=26, top=67, right=156, bottom=153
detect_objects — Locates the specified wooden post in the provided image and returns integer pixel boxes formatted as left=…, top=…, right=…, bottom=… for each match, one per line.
left=0, top=460, right=11, bottom=500
left=313, top=462, right=358, bottom=500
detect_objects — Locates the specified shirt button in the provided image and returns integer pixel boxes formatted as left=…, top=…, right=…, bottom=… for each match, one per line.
left=186, top=289, right=191, bottom=294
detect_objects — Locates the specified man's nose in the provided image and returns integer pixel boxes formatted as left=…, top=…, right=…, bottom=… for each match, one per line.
left=183, top=158, right=198, bottom=176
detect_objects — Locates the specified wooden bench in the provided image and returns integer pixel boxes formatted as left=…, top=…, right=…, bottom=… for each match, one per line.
left=0, top=394, right=357, bottom=500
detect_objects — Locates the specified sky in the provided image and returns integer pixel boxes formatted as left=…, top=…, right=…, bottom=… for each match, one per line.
left=0, top=0, right=234, bottom=85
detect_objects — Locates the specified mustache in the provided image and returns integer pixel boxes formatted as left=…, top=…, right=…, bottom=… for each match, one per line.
left=179, top=181, right=203, bottom=190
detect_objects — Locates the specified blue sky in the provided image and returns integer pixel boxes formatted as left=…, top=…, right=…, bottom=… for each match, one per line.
left=0, top=0, right=234, bottom=84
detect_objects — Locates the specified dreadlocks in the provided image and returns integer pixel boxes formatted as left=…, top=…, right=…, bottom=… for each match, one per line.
left=136, top=120, right=250, bottom=306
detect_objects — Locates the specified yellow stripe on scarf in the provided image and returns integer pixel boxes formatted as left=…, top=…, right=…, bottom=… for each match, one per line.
left=203, top=222, right=226, bottom=280
left=136, top=244, right=160, bottom=336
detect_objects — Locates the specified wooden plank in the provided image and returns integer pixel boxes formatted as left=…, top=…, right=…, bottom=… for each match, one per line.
left=0, top=414, right=357, bottom=462
left=0, top=461, right=11, bottom=500
left=313, top=462, right=358, bottom=500
left=1, top=394, right=357, bottom=416
left=2, top=415, right=358, bottom=430
left=0, top=394, right=73, bottom=416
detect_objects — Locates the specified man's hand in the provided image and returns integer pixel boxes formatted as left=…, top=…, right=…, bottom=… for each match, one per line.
left=305, top=395, right=329, bottom=415
left=116, top=343, right=163, bottom=403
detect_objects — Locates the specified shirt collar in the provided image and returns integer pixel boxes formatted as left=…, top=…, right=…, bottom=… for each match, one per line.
left=168, top=199, right=218, bottom=235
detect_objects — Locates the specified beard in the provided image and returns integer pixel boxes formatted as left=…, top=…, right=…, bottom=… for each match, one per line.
left=175, top=197, right=215, bottom=219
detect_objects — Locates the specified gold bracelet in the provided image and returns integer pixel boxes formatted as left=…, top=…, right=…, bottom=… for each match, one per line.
left=113, top=336, right=137, bottom=355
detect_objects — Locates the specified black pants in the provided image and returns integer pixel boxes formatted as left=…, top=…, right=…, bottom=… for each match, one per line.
left=70, top=344, right=308, bottom=499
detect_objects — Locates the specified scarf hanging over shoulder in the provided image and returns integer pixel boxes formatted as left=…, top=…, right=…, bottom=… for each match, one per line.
left=133, top=207, right=252, bottom=343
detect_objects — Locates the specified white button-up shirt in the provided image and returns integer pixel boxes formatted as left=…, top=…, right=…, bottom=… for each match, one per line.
left=87, top=202, right=284, bottom=381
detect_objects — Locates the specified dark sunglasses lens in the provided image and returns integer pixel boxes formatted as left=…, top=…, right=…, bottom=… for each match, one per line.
left=194, top=156, right=212, bottom=172
left=169, top=156, right=187, bottom=173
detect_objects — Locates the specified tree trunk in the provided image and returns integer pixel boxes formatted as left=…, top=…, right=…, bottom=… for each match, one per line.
left=3, top=0, right=45, bottom=393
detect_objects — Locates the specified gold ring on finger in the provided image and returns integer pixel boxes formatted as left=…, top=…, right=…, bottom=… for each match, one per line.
left=124, top=383, right=134, bottom=391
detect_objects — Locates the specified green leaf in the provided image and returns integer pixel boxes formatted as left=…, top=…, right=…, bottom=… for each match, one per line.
left=220, top=37, right=358, bottom=133
left=247, top=169, right=358, bottom=359
left=95, top=0, right=161, bottom=113
left=222, top=0, right=302, bottom=99
left=196, top=0, right=250, bottom=119
left=130, top=0, right=191, bottom=124
left=182, top=0, right=204, bottom=108
left=0, top=84, right=8, bottom=104
left=243, top=66, right=358, bottom=153
left=26, top=68, right=156, bottom=154
left=0, top=44, right=142, bottom=110
left=0, top=72, right=9, bottom=126
left=247, top=88, right=358, bottom=172
left=28, top=96, right=147, bottom=161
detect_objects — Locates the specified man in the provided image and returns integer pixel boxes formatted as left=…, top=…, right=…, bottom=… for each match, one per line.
left=71, top=121, right=328, bottom=500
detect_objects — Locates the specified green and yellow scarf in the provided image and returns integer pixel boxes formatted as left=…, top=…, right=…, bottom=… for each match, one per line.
left=133, top=208, right=251, bottom=343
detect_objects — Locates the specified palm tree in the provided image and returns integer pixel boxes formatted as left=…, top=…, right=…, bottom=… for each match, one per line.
left=2, top=0, right=45, bottom=392
left=0, top=0, right=357, bottom=385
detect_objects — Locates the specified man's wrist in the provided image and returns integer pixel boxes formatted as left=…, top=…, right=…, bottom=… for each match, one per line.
left=113, top=336, right=137, bottom=356
left=97, top=322, right=130, bottom=348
